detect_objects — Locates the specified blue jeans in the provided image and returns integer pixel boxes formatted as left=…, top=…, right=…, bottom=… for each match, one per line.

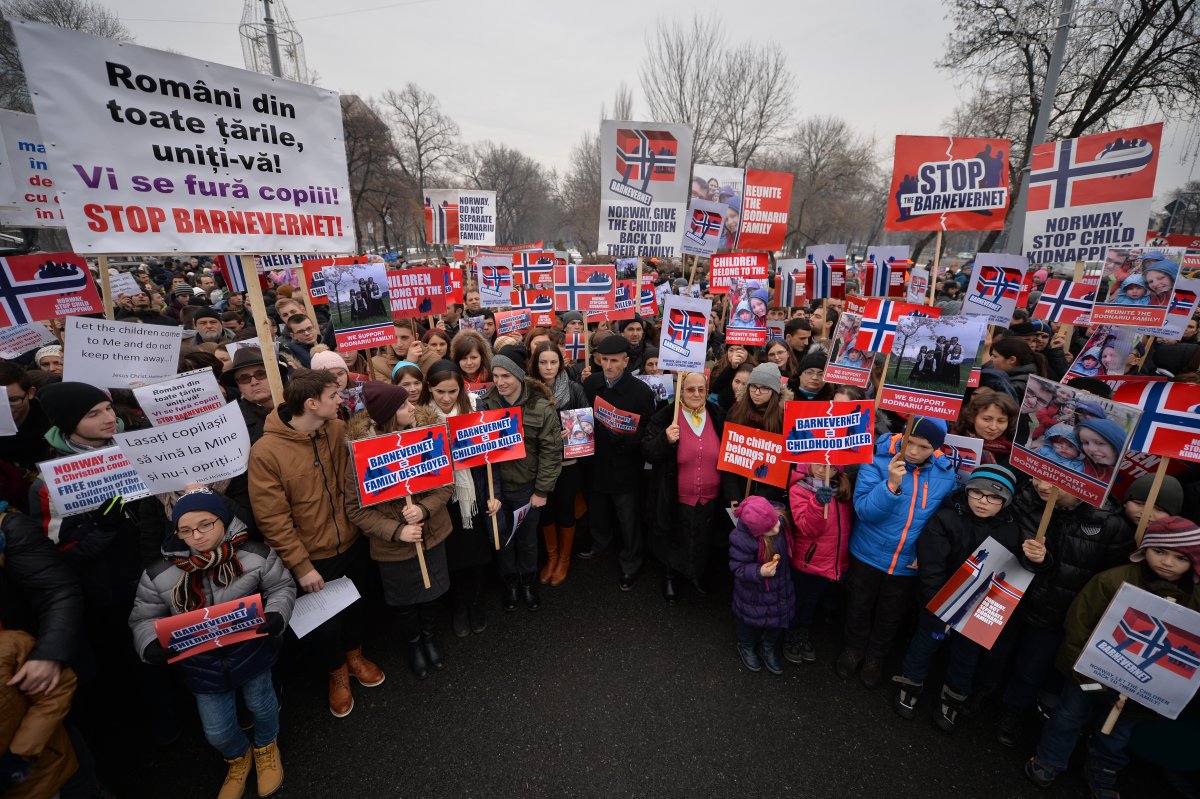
left=1036, top=681, right=1135, bottom=774
left=194, top=669, right=279, bottom=759
left=900, top=611, right=983, bottom=695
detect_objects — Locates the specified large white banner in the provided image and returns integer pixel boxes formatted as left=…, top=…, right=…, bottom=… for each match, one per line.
left=598, top=120, right=693, bottom=260
left=62, top=316, right=182, bottom=388
left=0, top=109, right=64, bottom=227
left=11, top=20, right=354, bottom=254
left=114, top=402, right=251, bottom=493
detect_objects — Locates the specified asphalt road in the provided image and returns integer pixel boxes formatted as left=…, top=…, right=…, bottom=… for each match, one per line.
left=130, top=548, right=1173, bottom=799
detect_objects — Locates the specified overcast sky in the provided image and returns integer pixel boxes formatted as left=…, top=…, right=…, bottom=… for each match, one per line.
left=109, top=0, right=1196, bottom=208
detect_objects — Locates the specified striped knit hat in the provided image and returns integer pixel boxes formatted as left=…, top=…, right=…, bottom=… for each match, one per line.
left=965, top=463, right=1017, bottom=507
left=1132, top=516, right=1200, bottom=580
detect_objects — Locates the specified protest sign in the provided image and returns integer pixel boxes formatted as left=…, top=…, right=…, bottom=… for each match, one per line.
left=657, top=294, right=712, bottom=372
left=717, top=423, right=788, bottom=489
left=886, top=135, right=1010, bottom=232
left=114, top=403, right=251, bottom=493
left=443, top=265, right=463, bottom=305
left=680, top=198, right=726, bottom=257
left=495, top=308, right=531, bottom=336
left=38, top=445, right=150, bottom=516
left=598, top=120, right=693, bottom=259
left=476, top=255, right=513, bottom=308
left=879, top=315, right=987, bottom=421
left=387, top=267, right=447, bottom=318
left=446, top=408, right=525, bottom=469
left=1090, top=246, right=1184, bottom=327
left=781, top=401, right=874, bottom=465
left=927, top=538, right=1034, bottom=650
left=775, top=258, right=806, bottom=308
left=321, top=260, right=394, bottom=351
left=0, top=109, right=63, bottom=227
left=710, top=252, right=769, bottom=294
left=767, top=321, right=785, bottom=342
left=1111, top=382, right=1200, bottom=463
left=0, top=321, right=55, bottom=358
left=907, top=266, right=930, bottom=305
left=853, top=297, right=941, bottom=355
left=561, top=408, right=594, bottom=458
left=510, top=284, right=554, bottom=326
left=423, top=189, right=496, bottom=246
left=943, top=434, right=984, bottom=486
left=554, top=264, right=616, bottom=313
left=154, top=594, right=264, bottom=664
left=805, top=244, right=848, bottom=300
left=1065, top=325, right=1140, bottom=381
left=0, top=393, right=13, bottom=436
left=132, top=368, right=225, bottom=426
left=594, top=396, right=641, bottom=434
left=63, top=316, right=181, bottom=388
left=637, top=374, right=674, bottom=404
left=349, top=424, right=453, bottom=507
left=1011, top=375, right=1140, bottom=506
left=1073, top=582, right=1200, bottom=720
left=604, top=279, right=639, bottom=322
left=509, top=251, right=555, bottom=286
left=105, top=271, right=139, bottom=299
left=963, top=253, right=1029, bottom=327
left=690, top=165, right=793, bottom=250
left=0, top=253, right=102, bottom=326
left=1137, top=276, right=1200, bottom=340
left=251, top=252, right=326, bottom=275
left=824, top=298, right=875, bottom=388
left=862, top=246, right=910, bottom=298
left=12, top=20, right=354, bottom=253
left=1033, top=278, right=1096, bottom=325
left=1024, top=123, right=1163, bottom=263
left=725, top=275, right=769, bottom=346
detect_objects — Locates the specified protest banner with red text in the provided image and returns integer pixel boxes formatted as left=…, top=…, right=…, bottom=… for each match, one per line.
left=349, top=424, right=453, bottom=507
left=38, top=445, right=150, bottom=516
left=388, top=267, right=447, bottom=318
left=710, top=252, right=769, bottom=294
left=886, top=135, right=1010, bottom=232
left=593, top=396, right=641, bottom=435
left=782, top=401, right=875, bottom=465
left=737, top=169, right=793, bottom=250
left=495, top=308, right=531, bottom=336
left=717, top=423, right=788, bottom=488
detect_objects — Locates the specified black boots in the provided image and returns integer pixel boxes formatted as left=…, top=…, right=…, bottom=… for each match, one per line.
left=663, top=569, right=678, bottom=606
left=503, top=579, right=519, bottom=612
left=405, top=637, right=428, bottom=680
left=520, top=578, right=540, bottom=611
left=421, top=630, right=443, bottom=671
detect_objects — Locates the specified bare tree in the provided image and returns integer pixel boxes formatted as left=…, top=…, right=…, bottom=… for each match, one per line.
left=555, top=130, right=601, bottom=256
left=341, top=95, right=403, bottom=252
left=458, top=142, right=556, bottom=245
left=639, top=14, right=725, bottom=163
left=0, top=0, right=132, bottom=112
left=713, top=42, right=794, bottom=167
left=610, top=82, right=634, bottom=121
left=381, top=83, right=461, bottom=197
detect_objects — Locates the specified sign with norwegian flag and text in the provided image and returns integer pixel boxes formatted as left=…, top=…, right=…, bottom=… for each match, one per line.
left=657, top=294, right=712, bottom=372
left=0, top=252, right=103, bottom=325
left=681, top=198, right=726, bottom=258
left=554, top=264, right=616, bottom=313
left=1111, top=381, right=1200, bottom=464
left=963, top=253, right=1029, bottom=327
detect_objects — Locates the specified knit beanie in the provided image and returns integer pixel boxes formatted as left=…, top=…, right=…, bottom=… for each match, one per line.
left=965, top=463, right=1018, bottom=507
left=560, top=310, right=584, bottom=327
left=798, top=350, right=828, bottom=374
left=1131, top=516, right=1200, bottom=580
left=1124, top=474, right=1184, bottom=517
left=37, top=381, right=111, bottom=435
left=735, top=495, right=778, bottom=537
left=171, top=488, right=233, bottom=529
left=34, top=344, right=62, bottom=365
left=309, top=350, right=346, bottom=372
left=748, top=362, right=782, bottom=394
left=361, top=381, right=409, bottom=426
left=910, top=416, right=947, bottom=450
left=191, top=307, right=221, bottom=322
left=491, top=345, right=528, bottom=381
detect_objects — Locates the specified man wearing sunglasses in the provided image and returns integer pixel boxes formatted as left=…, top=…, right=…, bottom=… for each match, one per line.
left=221, top=347, right=285, bottom=446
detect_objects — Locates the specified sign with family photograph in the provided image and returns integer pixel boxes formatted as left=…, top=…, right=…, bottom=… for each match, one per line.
left=1065, top=325, right=1141, bottom=381
left=1010, top=375, right=1141, bottom=506
left=1089, top=247, right=1186, bottom=327
left=878, top=315, right=987, bottom=421
left=823, top=297, right=875, bottom=388
left=724, top=275, right=769, bottom=347
left=321, top=260, right=395, bottom=351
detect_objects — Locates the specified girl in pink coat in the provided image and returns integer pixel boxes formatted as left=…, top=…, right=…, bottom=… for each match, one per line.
left=785, top=462, right=853, bottom=664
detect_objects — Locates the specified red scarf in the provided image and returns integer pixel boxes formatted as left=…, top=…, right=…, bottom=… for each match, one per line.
left=170, top=530, right=249, bottom=612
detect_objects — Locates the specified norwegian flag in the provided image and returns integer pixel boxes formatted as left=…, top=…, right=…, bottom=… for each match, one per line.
left=1112, top=381, right=1200, bottom=462
left=945, top=444, right=977, bottom=475
left=479, top=263, right=510, bottom=292
left=563, top=333, right=587, bottom=361
left=806, top=255, right=846, bottom=300
left=553, top=265, right=616, bottom=312
left=510, top=251, right=555, bottom=285
left=862, top=257, right=910, bottom=298
left=0, top=253, right=103, bottom=327
left=423, top=195, right=459, bottom=245
left=510, top=285, right=554, bottom=314
left=214, top=254, right=249, bottom=294
left=685, top=207, right=723, bottom=244
left=452, top=246, right=467, bottom=262
left=1029, top=135, right=1157, bottom=211
left=663, top=307, right=707, bottom=356
left=1169, top=288, right=1197, bottom=317
left=854, top=298, right=941, bottom=353
left=1112, top=606, right=1200, bottom=679
left=615, top=129, right=678, bottom=187
left=1033, top=278, right=1095, bottom=324
left=975, top=266, right=1023, bottom=302
left=775, top=261, right=805, bottom=308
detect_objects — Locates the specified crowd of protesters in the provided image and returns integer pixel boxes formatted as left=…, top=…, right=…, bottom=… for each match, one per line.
left=1, top=254, right=1199, bottom=799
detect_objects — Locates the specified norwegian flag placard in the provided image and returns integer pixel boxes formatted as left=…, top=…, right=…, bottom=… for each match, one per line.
left=681, top=198, right=726, bottom=258
left=0, top=252, right=102, bottom=325
left=805, top=244, right=848, bottom=300
left=554, top=264, right=616, bottom=312
left=927, top=537, right=1034, bottom=650
left=1074, top=582, right=1200, bottom=720
left=509, top=251, right=556, bottom=286
left=862, top=246, right=911, bottom=298
left=1111, top=381, right=1200, bottom=463
left=853, top=297, right=941, bottom=355
left=943, top=434, right=984, bottom=487
left=1023, top=123, right=1163, bottom=263
left=1033, top=278, right=1096, bottom=325
left=963, top=253, right=1029, bottom=327
left=510, top=284, right=554, bottom=327
left=475, top=255, right=513, bottom=308
left=781, top=400, right=874, bottom=465
left=563, top=333, right=587, bottom=362
left=656, top=294, right=712, bottom=372
left=495, top=308, right=532, bottom=337
left=775, top=259, right=806, bottom=308
left=350, top=424, right=454, bottom=507
left=446, top=408, right=526, bottom=470
left=1137, top=276, right=1200, bottom=340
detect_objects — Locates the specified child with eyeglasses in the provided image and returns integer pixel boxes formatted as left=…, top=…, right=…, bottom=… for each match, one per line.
left=892, top=464, right=1047, bottom=733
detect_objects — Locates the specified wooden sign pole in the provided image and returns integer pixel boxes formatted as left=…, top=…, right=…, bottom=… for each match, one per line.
left=240, top=255, right=285, bottom=405
left=1133, top=456, right=1171, bottom=546
left=1035, top=487, right=1059, bottom=543
left=486, top=463, right=501, bottom=550
left=927, top=230, right=943, bottom=307
left=404, top=495, right=431, bottom=589
left=97, top=255, right=114, bottom=320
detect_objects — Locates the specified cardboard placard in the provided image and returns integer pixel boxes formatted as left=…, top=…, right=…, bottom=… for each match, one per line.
left=38, top=445, right=151, bottom=516
left=717, top=422, right=788, bottom=488
left=927, top=538, right=1033, bottom=650
left=446, top=408, right=525, bottom=469
left=781, top=401, right=875, bottom=465
left=154, top=594, right=265, bottom=663
left=62, top=316, right=182, bottom=388
left=349, top=423, right=453, bottom=507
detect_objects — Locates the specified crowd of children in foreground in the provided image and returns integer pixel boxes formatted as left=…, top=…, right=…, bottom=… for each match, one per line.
left=1, top=255, right=1199, bottom=799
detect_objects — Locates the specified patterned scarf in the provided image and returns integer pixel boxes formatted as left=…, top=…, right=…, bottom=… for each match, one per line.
left=551, top=370, right=573, bottom=409
left=170, top=529, right=249, bottom=613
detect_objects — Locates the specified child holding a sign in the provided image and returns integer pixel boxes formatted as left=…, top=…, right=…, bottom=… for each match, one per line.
left=1024, top=517, right=1200, bottom=796
left=129, top=489, right=295, bottom=799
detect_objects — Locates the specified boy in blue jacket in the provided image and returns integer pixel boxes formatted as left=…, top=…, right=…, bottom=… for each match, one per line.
left=836, top=416, right=957, bottom=688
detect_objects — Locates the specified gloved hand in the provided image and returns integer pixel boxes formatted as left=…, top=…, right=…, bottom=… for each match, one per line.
left=143, top=640, right=173, bottom=666
left=0, top=752, right=32, bottom=792
left=260, top=612, right=286, bottom=638
left=815, top=486, right=834, bottom=505
left=91, top=495, right=127, bottom=529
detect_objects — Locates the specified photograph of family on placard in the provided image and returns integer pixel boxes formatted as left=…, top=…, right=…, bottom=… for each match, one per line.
left=886, top=315, right=986, bottom=395
left=1064, top=324, right=1140, bottom=380
left=1090, top=246, right=1186, bottom=326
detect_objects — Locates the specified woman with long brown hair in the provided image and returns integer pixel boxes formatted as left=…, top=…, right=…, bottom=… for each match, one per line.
left=452, top=330, right=493, bottom=387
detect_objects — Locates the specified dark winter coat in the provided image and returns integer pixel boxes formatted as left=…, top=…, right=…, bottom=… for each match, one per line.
left=1012, top=484, right=1133, bottom=631
left=729, top=521, right=794, bottom=629
left=481, top=379, right=563, bottom=498
left=582, top=371, right=657, bottom=494
left=642, top=401, right=727, bottom=536
left=0, top=511, right=83, bottom=664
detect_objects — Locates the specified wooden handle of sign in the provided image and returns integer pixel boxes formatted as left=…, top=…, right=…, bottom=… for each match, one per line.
left=1134, top=457, right=1171, bottom=546
left=688, top=255, right=699, bottom=287
left=241, top=255, right=286, bottom=406
left=672, top=371, right=683, bottom=428
left=898, top=414, right=916, bottom=452
left=1035, top=487, right=1058, bottom=544
left=428, top=314, right=436, bottom=330
left=874, top=353, right=892, bottom=413
left=404, top=496, right=431, bottom=589
left=98, top=255, right=114, bottom=321
left=487, top=463, right=500, bottom=550
left=744, top=478, right=753, bottom=500
left=1100, top=598, right=1176, bottom=734
left=927, top=230, right=943, bottom=307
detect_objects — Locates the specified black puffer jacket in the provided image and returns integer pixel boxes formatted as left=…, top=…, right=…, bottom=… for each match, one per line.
left=1011, top=484, right=1132, bottom=631
left=0, top=510, right=83, bottom=664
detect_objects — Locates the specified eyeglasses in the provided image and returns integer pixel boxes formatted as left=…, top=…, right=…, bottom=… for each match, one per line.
left=747, top=384, right=772, bottom=393
left=235, top=370, right=268, bottom=385
left=801, top=368, right=823, bottom=378
left=178, top=518, right=221, bottom=537
left=967, top=488, right=1004, bottom=505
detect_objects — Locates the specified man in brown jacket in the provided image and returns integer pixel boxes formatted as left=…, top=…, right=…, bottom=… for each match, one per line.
left=248, top=369, right=384, bottom=718
left=0, top=630, right=78, bottom=799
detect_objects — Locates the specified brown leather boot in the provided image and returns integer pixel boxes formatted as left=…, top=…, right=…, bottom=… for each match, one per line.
left=550, top=525, right=575, bottom=586
left=538, top=524, right=558, bottom=584
left=328, top=664, right=354, bottom=718
left=217, top=747, right=252, bottom=799
left=345, top=646, right=385, bottom=687
left=574, top=490, right=587, bottom=518
left=252, top=739, right=284, bottom=797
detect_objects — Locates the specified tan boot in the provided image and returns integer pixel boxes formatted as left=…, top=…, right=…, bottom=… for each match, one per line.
left=574, top=490, right=587, bottom=518
left=328, top=664, right=354, bottom=718
left=538, top=524, right=558, bottom=584
left=253, top=739, right=284, bottom=797
left=345, top=646, right=385, bottom=687
left=217, top=747, right=252, bottom=799
left=550, top=525, right=575, bottom=586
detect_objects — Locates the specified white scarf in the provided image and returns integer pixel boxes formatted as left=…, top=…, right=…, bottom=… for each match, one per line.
left=430, top=398, right=479, bottom=527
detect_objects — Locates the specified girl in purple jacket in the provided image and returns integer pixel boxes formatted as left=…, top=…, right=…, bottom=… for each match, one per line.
left=729, top=496, right=794, bottom=676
